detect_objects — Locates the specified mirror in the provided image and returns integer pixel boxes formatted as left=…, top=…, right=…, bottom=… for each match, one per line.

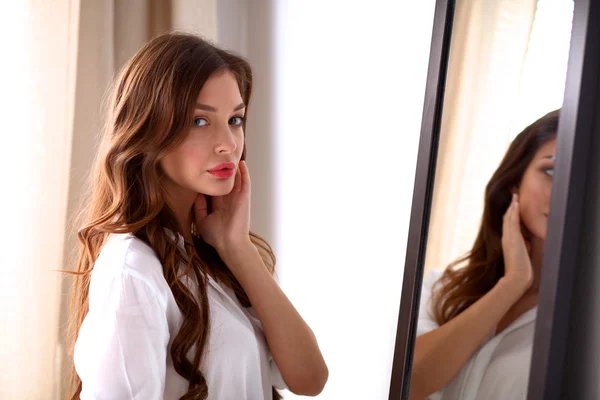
left=408, top=1, right=574, bottom=399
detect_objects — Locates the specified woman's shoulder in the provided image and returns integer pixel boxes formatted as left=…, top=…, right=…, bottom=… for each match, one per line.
left=98, top=233, right=160, bottom=271
left=423, top=268, right=444, bottom=286
left=418, top=268, right=444, bottom=307
left=92, top=233, right=169, bottom=300
left=423, top=268, right=444, bottom=291
left=416, top=268, right=444, bottom=336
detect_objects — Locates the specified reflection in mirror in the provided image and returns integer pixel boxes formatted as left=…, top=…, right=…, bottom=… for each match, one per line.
left=408, top=0, right=574, bottom=399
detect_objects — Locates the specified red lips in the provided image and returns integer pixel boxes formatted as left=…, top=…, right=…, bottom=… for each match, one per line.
left=208, top=162, right=235, bottom=178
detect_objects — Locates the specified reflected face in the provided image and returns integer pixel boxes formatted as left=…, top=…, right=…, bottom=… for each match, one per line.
left=517, top=138, right=556, bottom=241
left=159, top=70, right=246, bottom=198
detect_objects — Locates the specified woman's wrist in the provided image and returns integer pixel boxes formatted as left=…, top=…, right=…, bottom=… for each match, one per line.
left=219, top=238, right=258, bottom=268
left=496, top=275, right=531, bottom=298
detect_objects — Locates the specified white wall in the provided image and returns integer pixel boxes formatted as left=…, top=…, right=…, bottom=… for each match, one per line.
left=218, top=1, right=435, bottom=398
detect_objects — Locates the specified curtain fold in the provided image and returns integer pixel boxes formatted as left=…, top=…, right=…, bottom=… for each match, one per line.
left=0, top=1, right=80, bottom=399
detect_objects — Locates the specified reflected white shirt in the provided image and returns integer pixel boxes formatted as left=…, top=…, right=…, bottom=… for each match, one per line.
left=417, top=269, right=537, bottom=400
left=74, top=232, right=288, bottom=400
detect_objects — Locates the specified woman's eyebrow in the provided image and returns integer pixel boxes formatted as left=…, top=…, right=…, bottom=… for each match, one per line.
left=195, top=102, right=246, bottom=112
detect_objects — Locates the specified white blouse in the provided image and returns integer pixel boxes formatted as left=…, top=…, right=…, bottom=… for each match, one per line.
left=74, top=232, right=288, bottom=400
left=417, top=269, right=537, bottom=400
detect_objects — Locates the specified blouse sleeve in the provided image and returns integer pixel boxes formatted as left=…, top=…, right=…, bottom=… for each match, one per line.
left=74, top=271, right=170, bottom=400
left=416, top=268, right=443, bottom=337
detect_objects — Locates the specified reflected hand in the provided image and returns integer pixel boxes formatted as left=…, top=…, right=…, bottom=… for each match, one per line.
left=501, top=194, right=533, bottom=291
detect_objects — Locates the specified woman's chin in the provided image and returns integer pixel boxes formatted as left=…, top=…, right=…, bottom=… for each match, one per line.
left=197, top=183, right=235, bottom=197
left=537, top=219, right=549, bottom=241
left=531, top=226, right=547, bottom=242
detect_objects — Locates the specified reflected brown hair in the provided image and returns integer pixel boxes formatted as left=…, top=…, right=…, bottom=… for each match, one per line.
left=431, top=109, right=560, bottom=325
left=64, top=33, right=281, bottom=400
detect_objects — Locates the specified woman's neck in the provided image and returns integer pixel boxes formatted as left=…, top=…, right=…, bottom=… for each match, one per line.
left=174, top=208, right=194, bottom=244
left=164, top=186, right=196, bottom=244
left=528, top=236, right=545, bottom=293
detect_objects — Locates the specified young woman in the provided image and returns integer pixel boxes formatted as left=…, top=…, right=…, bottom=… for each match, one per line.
left=66, top=33, right=328, bottom=400
left=410, top=110, right=560, bottom=400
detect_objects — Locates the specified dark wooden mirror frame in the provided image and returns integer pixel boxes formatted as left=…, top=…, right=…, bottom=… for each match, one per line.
left=388, top=0, right=600, bottom=399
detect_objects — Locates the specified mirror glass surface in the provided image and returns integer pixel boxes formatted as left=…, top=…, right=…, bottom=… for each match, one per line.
left=408, top=1, right=574, bottom=399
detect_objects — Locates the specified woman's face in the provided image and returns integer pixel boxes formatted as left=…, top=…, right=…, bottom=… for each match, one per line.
left=159, top=70, right=246, bottom=200
left=517, top=138, right=556, bottom=241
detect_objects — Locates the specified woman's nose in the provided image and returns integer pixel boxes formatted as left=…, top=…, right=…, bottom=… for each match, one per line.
left=214, top=128, right=237, bottom=154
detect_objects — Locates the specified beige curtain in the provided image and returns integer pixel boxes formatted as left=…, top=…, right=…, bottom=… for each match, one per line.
left=0, top=1, right=217, bottom=399
left=423, top=0, right=537, bottom=273
left=0, top=1, right=80, bottom=399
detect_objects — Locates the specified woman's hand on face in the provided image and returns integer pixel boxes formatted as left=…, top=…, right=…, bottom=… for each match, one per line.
left=501, top=194, right=534, bottom=291
left=194, top=160, right=252, bottom=258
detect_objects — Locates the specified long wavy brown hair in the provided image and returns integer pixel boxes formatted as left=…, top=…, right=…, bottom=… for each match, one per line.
left=431, top=109, right=560, bottom=325
left=65, top=33, right=282, bottom=400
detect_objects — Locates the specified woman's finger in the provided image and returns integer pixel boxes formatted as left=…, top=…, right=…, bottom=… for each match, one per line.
left=233, top=162, right=243, bottom=193
left=240, top=160, right=251, bottom=194
left=212, top=194, right=225, bottom=210
left=511, top=196, right=520, bottom=233
left=503, top=197, right=513, bottom=233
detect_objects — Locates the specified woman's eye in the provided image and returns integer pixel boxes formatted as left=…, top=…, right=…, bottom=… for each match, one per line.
left=545, top=168, right=554, bottom=177
left=193, top=117, right=208, bottom=127
left=229, top=116, right=244, bottom=126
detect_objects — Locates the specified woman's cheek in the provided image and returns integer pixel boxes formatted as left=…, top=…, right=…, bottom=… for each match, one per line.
left=519, top=195, right=538, bottom=227
left=236, top=135, right=245, bottom=156
left=181, top=140, right=208, bottom=163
